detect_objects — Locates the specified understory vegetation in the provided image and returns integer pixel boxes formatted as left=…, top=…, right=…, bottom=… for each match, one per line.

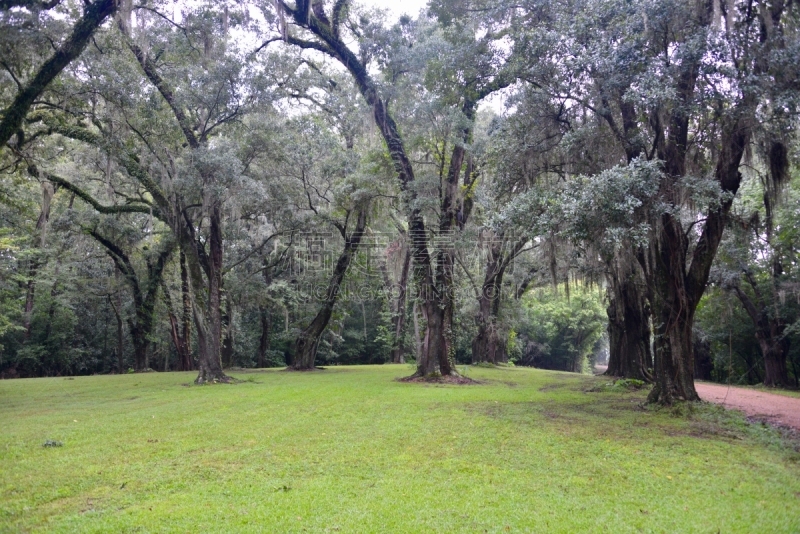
left=1, top=366, right=799, bottom=533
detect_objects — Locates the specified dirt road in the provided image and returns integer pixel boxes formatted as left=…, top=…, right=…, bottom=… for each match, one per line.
left=593, top=365, right=800, bottom=430
left=695, top=382, right=800, bottom=430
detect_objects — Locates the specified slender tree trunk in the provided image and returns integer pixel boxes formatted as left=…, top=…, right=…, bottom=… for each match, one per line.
left=161, top=277, right=191, bottom=372
left=412, top=302, right=422, bottom=362
left=221, top=294, right=235, bottom=369
left=180, top=251, right=193, bottom=371
left=207, top=204, right=225, bottom=373
left=257, top=307, right=271, bottom=368
left=390, top=247, right=411, bottom=363
left=22, top=182, right=54, bottom=339
left=292, top=208, right=367, bottom=370
left=109, top=293, right=124, bottom=373
left=472, top=242, right=502, bottom=364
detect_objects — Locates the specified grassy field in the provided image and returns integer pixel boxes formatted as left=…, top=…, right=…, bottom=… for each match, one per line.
left=1, top=365, right=799, bottom=533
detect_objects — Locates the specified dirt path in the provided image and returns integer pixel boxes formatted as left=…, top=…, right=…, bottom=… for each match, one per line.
left=695, top=382, right=800, bottom=430
left=593, top=365, right=800, bottom=430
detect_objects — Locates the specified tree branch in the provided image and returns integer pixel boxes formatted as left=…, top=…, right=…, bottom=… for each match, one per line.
left=0, top=0, right=116, bottom=147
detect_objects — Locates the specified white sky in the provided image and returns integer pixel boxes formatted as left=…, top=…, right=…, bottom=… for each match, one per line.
left=361, top=0, right=430, bottom=21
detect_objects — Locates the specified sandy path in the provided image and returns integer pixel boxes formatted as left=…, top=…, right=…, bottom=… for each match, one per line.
left=695, top=382, right=800, bottom=430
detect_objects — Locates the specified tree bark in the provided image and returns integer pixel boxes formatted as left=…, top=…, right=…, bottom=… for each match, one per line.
left=188, top=202, right=228, bottom=384
left=604, top=255, right=652, bottom=382
left=647, top=119, right=749, bottom=404
left=472, top=238, right=503, bottom=364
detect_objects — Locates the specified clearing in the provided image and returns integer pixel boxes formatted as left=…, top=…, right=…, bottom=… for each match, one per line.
left=1, top=365, right=798, bottom=533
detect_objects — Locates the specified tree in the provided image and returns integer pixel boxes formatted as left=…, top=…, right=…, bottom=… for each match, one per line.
left=266, top=0, right=518, bottom=378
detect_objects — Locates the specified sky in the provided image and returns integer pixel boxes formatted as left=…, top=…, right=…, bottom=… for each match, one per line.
left=361, top=0, right=430, bottom=20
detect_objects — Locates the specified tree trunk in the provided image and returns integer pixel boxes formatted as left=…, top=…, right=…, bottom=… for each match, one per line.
left=646, top=46, right=750, bottom=403
left=178, top=215, right=227, bottom=383
left=292, top=208, right=367, bottom=370
left=389, top=246, right=411, bottom=363
left=257, top=307, right=271, bottom=368
left=221, top=294, right=235, bottom=368
left=646, top=213, right=700, bottom=403
left=161, top=277, right=192, bottom=372
left=180, top=250, right=193, bottom=371
left=130, top=325, right=149, bottom=371
left=604, top=259, right=652, bottom=382
left=412, top=302, right=422, bottom=362
left=109, top=293, right=124, bottom=373
left=472, top=235, right=526, bottom=365
left=22, top=181, right=54, bottom=339
left=733, top=284, right=791, bottom=387
left=207, top=204, right=225, bottom=370
left=761, top=337, right=790, bottom=388
left=472, top=241, right=502, bottom=365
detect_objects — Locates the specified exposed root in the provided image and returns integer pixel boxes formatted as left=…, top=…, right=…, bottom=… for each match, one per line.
left=194, top=373, right=233, bottom=385
left=399, top=373, right=479, bottom=385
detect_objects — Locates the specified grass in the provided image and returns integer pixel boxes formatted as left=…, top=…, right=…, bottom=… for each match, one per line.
left=1, top=365, right=799, bottom=533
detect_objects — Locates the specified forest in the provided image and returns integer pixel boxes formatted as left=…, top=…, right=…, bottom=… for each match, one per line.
left=1, top=0, right=799, bottom=404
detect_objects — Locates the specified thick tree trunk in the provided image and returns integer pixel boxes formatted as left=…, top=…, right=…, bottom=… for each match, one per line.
left=604, top=261, right=652, bottom=382
left=646, top=212, right=700, bottom=404
left=193, top=303, right=227, bottom=383
left=417, top=302, right=449, bottom=376
left=761, top=337, right=790, bottom=388
left=292, top=208, right=367, bottom=370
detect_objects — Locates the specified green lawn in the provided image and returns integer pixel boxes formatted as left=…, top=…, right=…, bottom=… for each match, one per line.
left=1, top=365, right=798, bottom=533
